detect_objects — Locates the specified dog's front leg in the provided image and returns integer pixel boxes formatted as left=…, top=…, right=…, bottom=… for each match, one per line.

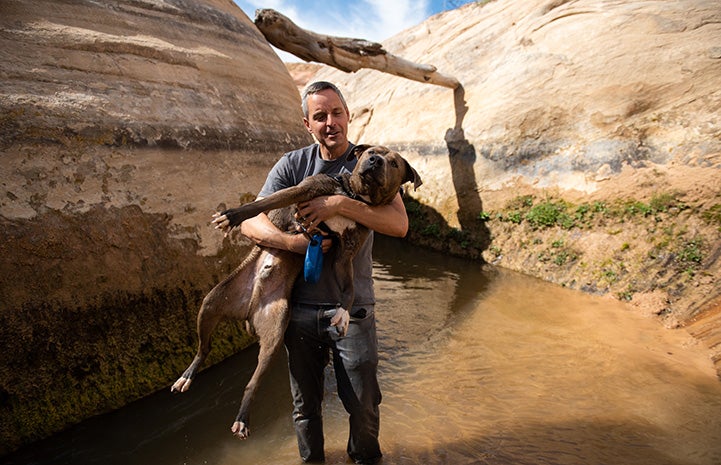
left=215, top=175, right=341, bottom=230
left=329, top=304, right=350, bottom=336
left=330, top=228, right=372, bottom=336
left=330, top=256, right=355, bottom=337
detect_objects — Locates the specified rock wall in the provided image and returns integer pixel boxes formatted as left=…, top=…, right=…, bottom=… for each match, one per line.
left=309, top=0, right=721, bottom=374
left=0, top=0, right=311, bottom=454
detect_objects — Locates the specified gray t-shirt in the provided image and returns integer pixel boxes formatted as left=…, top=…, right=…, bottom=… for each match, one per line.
left=258, top=143, right=375, bottom=307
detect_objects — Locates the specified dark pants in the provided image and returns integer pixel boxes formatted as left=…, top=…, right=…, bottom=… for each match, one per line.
left=285, top=303, right=382, bottom=464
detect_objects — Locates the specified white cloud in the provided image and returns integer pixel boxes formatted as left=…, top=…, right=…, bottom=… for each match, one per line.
left=238, top=0, right=431, bottom=41
left=235, top=0, right=434, bottom=61
left=364, top=0, right=429, bottom=40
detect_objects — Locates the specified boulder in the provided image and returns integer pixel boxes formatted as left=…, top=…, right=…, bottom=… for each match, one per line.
left=0, top=0, right=310, bottom=454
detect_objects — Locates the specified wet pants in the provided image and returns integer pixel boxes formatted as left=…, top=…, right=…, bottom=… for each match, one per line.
left=285, top=303, right=382, bottom=464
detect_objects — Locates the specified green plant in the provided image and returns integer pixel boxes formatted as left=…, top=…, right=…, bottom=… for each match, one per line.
left=422, top=223, right=441, bottom=238
left=624, top=200, right=653, bottom=217
left=592, top=201, right=608, bottom=213
left=603, top=269, right=618, bottom=282
left=575, top=204, right=591, bottom=224
left=702, top=204, right=721, bottom=231
left=506, top=211, right=523, bottom=224
left=649, top=192, right=685, bottom=213
left=505, top=195, right=534, bottom=210
left=576, top=204, right=590, bottom=217
left=676, top=238, right=703, bottom=265
left=526, top=200, right=574, bottom=229
left=403, top=197, right=422, bottom=214
left=553, top=250, right=572, bottom=265
left=448, top=227, right=470, bottom=248
left=617, top=287, right=634, bottom=301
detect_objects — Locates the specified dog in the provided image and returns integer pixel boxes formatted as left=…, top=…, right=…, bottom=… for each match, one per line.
left=171, top=145, right=422, bottom=439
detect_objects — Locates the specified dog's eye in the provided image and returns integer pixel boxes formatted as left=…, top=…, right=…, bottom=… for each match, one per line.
left=390, top=160, right=398, bottom=168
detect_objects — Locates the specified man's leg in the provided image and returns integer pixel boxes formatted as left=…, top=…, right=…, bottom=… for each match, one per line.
left=333, top=307, right=382, bottom=464
left=285, top=306, right=331, bottom=462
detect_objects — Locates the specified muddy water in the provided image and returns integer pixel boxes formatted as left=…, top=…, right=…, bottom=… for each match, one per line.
left=5, top=237, right=721, bottom=465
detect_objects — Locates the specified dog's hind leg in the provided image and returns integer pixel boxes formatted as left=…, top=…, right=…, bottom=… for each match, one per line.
left=171, top=249, right=260, bottom=393
left=230, top=303, right=289, bottom=439
left=231, top=251, right=297, bottom=439
left=170, top=293, right=225, bottom=393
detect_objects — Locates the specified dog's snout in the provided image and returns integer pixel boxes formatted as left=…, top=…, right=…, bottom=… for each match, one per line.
left=368, top=154, right=381, bottom=166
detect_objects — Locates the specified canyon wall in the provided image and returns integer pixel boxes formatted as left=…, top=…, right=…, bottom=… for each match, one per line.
left=0, top=0, right=311, bottom=454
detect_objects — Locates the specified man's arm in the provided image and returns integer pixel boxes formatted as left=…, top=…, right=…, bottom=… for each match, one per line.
left=213, top=189, right=408, bottom=250
left=237, top=213, right=309, bottom=254
left=212, top=208, right=309, bottom=254
left=296, top=192, right=409, bottom=238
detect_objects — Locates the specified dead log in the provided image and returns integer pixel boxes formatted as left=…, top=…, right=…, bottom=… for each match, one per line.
left=254, top=8, right=460, bottom=89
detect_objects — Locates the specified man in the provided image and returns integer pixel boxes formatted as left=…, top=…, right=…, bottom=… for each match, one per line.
left=236, top=81, right=408, bottom=464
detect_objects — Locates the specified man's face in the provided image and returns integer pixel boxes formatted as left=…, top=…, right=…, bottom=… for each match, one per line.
left=303, top=88, right=350, bottom=159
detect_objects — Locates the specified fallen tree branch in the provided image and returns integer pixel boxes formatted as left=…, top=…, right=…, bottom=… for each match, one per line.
left=254, top=8, right=460, bottom=89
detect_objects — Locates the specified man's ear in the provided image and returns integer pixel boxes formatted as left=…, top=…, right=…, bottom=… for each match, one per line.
left=348, top=144, right=371, bottom=161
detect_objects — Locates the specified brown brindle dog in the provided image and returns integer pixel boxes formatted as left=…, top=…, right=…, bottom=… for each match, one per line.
left=171, top=145, right=422, bottom=439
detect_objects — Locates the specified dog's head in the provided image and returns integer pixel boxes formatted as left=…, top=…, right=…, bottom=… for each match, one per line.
left=347, top=145, right=423, bottom=205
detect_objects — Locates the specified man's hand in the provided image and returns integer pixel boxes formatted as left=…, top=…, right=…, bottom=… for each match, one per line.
left=294, top=221, right=335, bottom=254
left=296, top=195, right=342, bottom=229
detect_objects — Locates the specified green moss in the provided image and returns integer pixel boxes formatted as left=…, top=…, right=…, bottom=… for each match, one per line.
left=0, top=287, right=255, bottom=455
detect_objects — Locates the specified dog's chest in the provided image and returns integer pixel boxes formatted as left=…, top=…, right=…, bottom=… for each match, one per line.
left=324, top=216, right=356, bottom=234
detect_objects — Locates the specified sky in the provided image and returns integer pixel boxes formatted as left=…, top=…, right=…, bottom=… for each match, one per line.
left=233, top=0, right=476, bottom=61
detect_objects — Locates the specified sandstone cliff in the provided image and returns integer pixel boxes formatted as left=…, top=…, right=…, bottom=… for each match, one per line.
left=0, top=0, right=310, bottom=454
left=306, top=0, right=721, bottom=374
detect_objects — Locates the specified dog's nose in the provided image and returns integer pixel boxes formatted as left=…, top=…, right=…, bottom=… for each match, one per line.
left=368, top=154, right=381, bottom=166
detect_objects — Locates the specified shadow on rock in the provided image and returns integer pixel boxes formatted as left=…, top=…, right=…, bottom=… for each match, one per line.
left=405, top=85, right=491, bottom=259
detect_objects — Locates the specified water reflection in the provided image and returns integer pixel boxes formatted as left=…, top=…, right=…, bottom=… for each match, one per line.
left=4, top=237, right=721, bottom=465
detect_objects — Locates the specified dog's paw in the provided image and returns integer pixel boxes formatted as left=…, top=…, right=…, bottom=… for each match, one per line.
left=231, top=421, right=250, bottom=440
left=170, top=377, right=192, bottom=393
left=221, top=207, right=249, bottom=228
left=331, top=307, right=350, bottom=337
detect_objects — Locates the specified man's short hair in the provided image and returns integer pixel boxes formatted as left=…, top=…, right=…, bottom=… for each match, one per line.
left=301, top=81, right=348, bottom=118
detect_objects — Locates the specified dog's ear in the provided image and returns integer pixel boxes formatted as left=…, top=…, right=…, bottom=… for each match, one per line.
left=403, top=159, right=423, bottom=191
left=348, top=144, right=371, bottom=161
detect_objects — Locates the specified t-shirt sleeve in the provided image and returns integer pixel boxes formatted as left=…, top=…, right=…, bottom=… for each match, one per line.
left=258, top=154, right=294, bottom=198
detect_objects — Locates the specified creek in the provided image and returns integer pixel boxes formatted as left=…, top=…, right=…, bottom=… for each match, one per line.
left=4, top=236, right=721, bottom=465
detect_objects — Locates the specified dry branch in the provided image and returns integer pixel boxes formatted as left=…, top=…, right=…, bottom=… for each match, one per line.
left=254, top=9, right=460, bottom=89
